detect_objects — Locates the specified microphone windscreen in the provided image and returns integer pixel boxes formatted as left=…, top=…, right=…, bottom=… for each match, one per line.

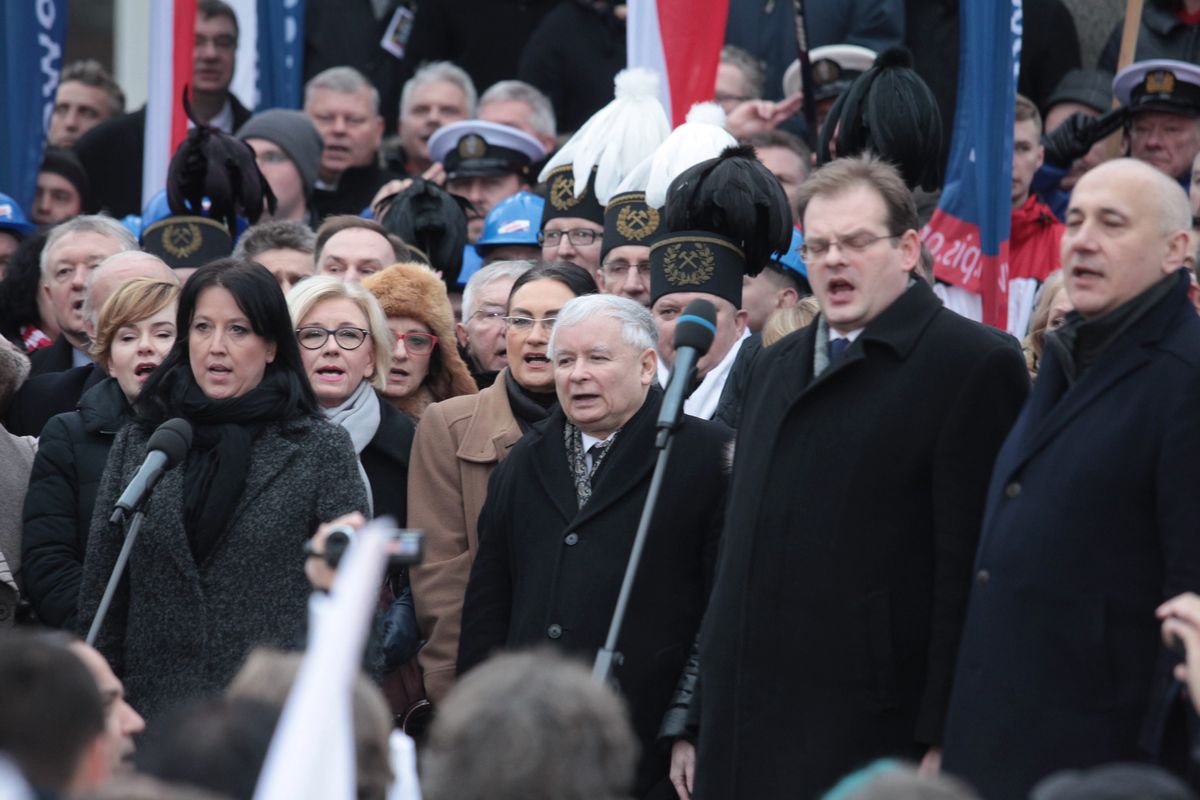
left=674, top=299, right=718, bottom=355
left=147, top=418, right=194, bottom=468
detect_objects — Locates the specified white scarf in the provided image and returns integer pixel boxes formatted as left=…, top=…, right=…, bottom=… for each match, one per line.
left=657, top=328, right=749, bottom=421
left=323, top=380, right=381, bottom=516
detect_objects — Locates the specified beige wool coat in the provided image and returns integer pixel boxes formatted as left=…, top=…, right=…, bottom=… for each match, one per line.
left=407, top=370, right=522, bottom=703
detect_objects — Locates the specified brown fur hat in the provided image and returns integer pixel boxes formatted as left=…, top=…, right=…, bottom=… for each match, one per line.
left=362, top=262, right=477, bottom=403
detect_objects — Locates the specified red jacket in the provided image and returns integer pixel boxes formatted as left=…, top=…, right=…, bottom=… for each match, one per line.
left=1010, top=194, right=1064, bottom=282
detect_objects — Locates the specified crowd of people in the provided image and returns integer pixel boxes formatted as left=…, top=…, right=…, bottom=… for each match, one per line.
left=8, top=1, right=1200, bottom=799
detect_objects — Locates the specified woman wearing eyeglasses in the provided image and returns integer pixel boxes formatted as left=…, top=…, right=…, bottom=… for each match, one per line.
left=286, top=276, right=414, bottom=523
left=407, top=261, right=598, bottom=705
left=361, top=263, right=477, bottom=422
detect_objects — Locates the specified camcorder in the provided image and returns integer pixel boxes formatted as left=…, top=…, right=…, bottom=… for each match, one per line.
left=305, top=524, right=424, bottom=570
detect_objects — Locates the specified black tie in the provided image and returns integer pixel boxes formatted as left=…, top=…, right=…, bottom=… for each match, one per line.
left=829, top=337, right=850, bottom=361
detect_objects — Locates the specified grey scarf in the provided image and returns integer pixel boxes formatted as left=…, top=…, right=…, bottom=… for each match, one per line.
left=323, top=380, right=381, bottom=515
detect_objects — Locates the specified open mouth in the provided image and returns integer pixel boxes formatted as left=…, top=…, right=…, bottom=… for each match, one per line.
left=1071, top=265, right=1102, bottom=280
left=524, top=353, right=550, bottom=366
left=134, top=362, right=158, bottom=378
left=827, top=277, right=855, bottom=298
left=208, top=364, right=232, bottom=377
left=389, top=367, right=410, bottom=381
left=316, top=365, right=345, bottom=382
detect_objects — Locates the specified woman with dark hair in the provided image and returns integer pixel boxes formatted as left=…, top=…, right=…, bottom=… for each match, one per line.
left=77, top=258, right=368, bottom=721
left=0, top=232, right=55, bottom=353
left=406, top=260, right=598, bottom=705
left=361, top=262, right=478, bottom=421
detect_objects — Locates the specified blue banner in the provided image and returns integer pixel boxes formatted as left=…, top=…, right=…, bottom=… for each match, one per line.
left=925, top=0, right=1022, bottom=328
left=256, top=0, right=306, bottom=109
left=0, top=1, right=68, bottom=211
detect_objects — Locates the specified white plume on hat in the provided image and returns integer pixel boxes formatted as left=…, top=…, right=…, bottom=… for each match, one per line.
left=617, top=102, right=738, bottom=208
left=537, top=67, right=670, bottom=204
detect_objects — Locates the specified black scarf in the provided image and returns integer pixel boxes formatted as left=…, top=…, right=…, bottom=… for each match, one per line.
left=505, top=370, right=557, bottom=433
left=160, top=367, right=299, bottom=564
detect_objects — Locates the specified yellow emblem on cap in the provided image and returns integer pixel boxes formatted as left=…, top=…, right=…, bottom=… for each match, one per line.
left=549, top=170, right=583, bottom=211
left=458, top=134, right=487, bottom=159
left=162, top=223, right=203, bottom=260
left=615, top=205, right=660, bottom=241
left=1145, top=70, right=1177, bottom=95
left=662, top=242, right=716, bottom=287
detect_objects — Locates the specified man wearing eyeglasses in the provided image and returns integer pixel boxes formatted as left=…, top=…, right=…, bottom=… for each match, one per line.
left=539, top=166, right=606, bottom=282
left=599, top=191, right=662, bottom=307
left=456, top=260, right=534, bottom=389
left=691, top=155, right=1029, bottom=800
left=74, top=0, right=253, bottom=219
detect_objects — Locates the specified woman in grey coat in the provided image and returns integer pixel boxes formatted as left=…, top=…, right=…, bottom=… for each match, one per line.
left=77, top=259, right=368, bottom=722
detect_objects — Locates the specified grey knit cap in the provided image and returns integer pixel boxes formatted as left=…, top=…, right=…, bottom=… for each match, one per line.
left=236, top=109, right=324, bottom=197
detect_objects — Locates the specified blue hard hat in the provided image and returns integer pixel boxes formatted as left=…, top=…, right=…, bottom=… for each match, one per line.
left=771, top=227, right=807, bottom=278
left=0, top=192, right=35, bottom=238
left=475, top=192, right=545, bottom=255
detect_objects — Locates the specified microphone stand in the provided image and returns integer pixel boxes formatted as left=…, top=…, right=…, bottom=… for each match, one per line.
left=593, top=418, right=681, bottom=683
left=86, top=509, right=146, bottom=646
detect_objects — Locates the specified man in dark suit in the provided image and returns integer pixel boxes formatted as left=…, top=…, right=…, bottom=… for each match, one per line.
left=691, top=155, right=1029, bottom=800
left=457, top=294, right=731, bottom=799
left=942, top=158, right=1200, bottom=797
left=74, top=0, right=253, bottom=218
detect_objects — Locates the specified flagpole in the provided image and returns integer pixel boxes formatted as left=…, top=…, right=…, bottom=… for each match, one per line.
left=791, top=0, right=818, bottom=136
left=1104, top=0, right=1144, bottom=159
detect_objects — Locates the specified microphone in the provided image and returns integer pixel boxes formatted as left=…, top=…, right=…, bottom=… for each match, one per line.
left=110, top=418, right=193, bottom=523
left=656, top=299, right=717, bottom=446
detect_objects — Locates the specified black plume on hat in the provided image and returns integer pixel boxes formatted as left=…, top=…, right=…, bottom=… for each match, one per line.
left=817, top=47, right=943, bottom=191
left=663, top=145, right=792, bottom=277
left=167, top=87, right=275, bottom=238
left=378, top=178, right=468, bottom=285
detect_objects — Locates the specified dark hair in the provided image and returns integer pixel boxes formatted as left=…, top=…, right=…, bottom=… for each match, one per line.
left=198, top=0, right=239, bottom=40
left=507, top=260, right=599, bottom=309
left=0, top=231, right=50, bottom=339
left=743, top=129, right=812, bottom=177
left=0, top=632, right=106, bottom=792
left=314, top=214, right=427, bottom=266
left=136, top=258, right=319, bottom=423
left=136, top=697, right=279, bottom=800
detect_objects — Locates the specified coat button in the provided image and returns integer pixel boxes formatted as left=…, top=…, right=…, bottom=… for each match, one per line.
left=1004, top=481, right=1021, bottom=498
left=547, top=624, right=563, bottom=639
left=976, top=569, right=990, bottom=586
left=564, top=532, right=579, bottom=546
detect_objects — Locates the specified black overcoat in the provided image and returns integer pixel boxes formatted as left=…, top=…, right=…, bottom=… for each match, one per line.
left=457, top=389, right=731, bottom=797
left=694, top=281, right=1029, bottom=799
left=942, top=275, right=1200, bottom=798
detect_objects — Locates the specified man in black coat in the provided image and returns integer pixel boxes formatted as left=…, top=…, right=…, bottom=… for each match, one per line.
left=74, top=1, right=252, bottom=218
left=942, top=158, right=1200, bottom=797
left=692, top=155, right=1029, bottom=799
left=457, top=294, right=731, bottom=799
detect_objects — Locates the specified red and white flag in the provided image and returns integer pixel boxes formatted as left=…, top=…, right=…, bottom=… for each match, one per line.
left=142, top=0, right=197, bottom=210
left=626, top=0, right=729, bottom=127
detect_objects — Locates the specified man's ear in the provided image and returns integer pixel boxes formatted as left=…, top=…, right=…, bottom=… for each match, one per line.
left=455, top=321, right=469, bottom=348
left=640, top=348, right=657, bottom=385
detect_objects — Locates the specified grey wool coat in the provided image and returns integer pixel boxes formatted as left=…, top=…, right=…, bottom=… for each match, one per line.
left=77, top=415, right=368, bottom=721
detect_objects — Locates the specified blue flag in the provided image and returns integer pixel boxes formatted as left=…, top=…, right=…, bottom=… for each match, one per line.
left=256, top=0, right=306, bottom=110
left=0, top=1, right=68, bottom=210
left=926, top=0, right=1022, bottom=329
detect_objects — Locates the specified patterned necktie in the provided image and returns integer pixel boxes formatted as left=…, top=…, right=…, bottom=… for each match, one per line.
left=565, top=424, right=616, bottom=508
left=829, top=337, right=850, bottom=361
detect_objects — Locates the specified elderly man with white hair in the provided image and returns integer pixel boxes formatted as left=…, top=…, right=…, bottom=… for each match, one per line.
left=455, top=259, right=533, bottom=388
left=457, top=293, right=731, bottom=799
left=6, top=251, right=177, bottom=436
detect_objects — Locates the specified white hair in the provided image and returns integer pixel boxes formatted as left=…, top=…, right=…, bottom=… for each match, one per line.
left=550, top=294, right=657, bottom=358
left=82, top=251, right=177, bottom=328
left=305, top=66, right=381, bottom=115
left=462, top=259, right=535, bottom=320
left=479, top=80, right=556, bottom=138
left=40, top=215, right=138, bottom=280
left=401, top=61, right=478, bottom=118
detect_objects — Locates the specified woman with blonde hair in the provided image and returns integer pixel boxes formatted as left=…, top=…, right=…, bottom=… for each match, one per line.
left=23, top=277, right=179, bottom=629
left=362, top=263, right=477, bottom=421
left=286, top=276, right=413, bottom=522
left=1022, top=270, right=1072, bottom=379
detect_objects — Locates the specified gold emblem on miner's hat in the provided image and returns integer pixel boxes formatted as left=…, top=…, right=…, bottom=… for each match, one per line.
left=458, top=133, right=487, bottom=159
left=813, top=59, right=840, bottom=85
left=616, top=205, right=660, bottom=241
left=549, top=170, right=583, bottom=211
left=1145, top=70, right=1177, bottom=95
left=162, top=222, right=203, bottom=260
left=663, top=242, right=716, bottom=287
